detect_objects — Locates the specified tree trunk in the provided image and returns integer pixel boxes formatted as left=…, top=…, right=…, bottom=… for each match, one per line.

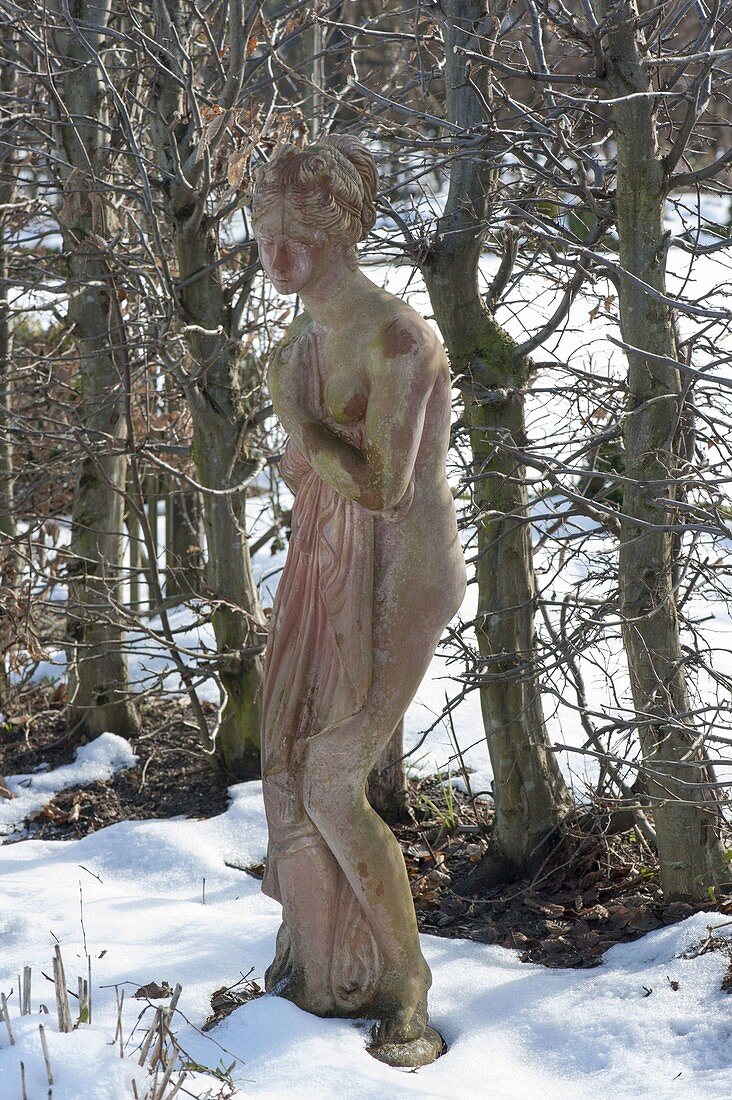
left=165, top=488, right=202, bottom=603
left=422, top=0, right=572, bottom=887
left=190, top=383, right=264, bottom=781
left=367, top=720, right=411, bottom=823
left=51, top=1, right=138, bottom=740
left=0, top=222, right=16, bottom=708
left=147, top=3, right=265, bottom=777
left=598, top=0, right=729, bottom=900
left=0, top=31, right=22, bottom=706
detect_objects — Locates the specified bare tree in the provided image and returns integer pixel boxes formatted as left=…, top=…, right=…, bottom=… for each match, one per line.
left=454, top=0, right=732, bottom=899
left=594, top=0, right=730, bottom=900
left=418, top=0, right=573, bottom=885
left=137, top=0, right=268, bottom=778
left=0, top=21, right=22, bottom=704
left=48, top=1, right=139, bottom=739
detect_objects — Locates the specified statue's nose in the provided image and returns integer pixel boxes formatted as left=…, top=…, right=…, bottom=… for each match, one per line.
left=272, top=245, right=290, bottom=275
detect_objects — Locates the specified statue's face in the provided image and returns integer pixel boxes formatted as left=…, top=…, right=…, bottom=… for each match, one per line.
left=253, top=201, right=328, bottom=296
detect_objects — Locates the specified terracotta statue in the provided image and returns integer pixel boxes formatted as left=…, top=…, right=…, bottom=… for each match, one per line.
left=252, top=136, right=466, bottom=1068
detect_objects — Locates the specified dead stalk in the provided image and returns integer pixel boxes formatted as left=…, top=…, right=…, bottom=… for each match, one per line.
left=150, top=1006, right=165, bottom=1070
left=52, top=946, right=72, bottom=1034
left=39, top=1022, right=54, bottom=1088
left=1, top=991, right=15, bottom=1045
left=115, top=986, right=125, bottom=1057
left=138, top=1011, right=158, bottom=1066
left=166, top=1071, right=188, bottom=1099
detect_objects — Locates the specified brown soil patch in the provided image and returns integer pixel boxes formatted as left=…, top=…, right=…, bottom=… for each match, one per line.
left=3, top=684, right=729, bottom=968
left=1, top=684, right=228, bottom=839
left=395, top=776, right=730, bottom=967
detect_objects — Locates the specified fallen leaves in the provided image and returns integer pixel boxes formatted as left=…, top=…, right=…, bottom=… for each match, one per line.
left=720, top=961, right=732, bottom=994
left=34, top=799, right=80, bottom=825
left=203, top=971, right=263, bottom=1031
left=134, top=981, right=173, bottom=1000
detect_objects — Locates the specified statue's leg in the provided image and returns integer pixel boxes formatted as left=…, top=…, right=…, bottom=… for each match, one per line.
left=262, top=777, right=341, bottom=1016
left=301, top=621, right=447, bottom=1059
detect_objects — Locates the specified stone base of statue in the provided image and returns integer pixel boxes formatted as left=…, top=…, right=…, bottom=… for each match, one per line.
left=264, top=922, right=446, bottom=1066
left=367, top=1023, right=446, bottom=1068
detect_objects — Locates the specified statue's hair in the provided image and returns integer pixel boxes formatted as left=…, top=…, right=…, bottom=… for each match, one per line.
left=251, top=135, right=377, bottom=254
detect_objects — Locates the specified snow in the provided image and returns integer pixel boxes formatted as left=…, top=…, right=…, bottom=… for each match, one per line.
left=0, top=734, right=138, bottom=838
left=1, top=769, right=730, bottom=1099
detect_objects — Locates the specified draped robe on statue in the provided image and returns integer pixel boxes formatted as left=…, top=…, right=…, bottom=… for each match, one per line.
left=261, top=327, right=381, bottom=1011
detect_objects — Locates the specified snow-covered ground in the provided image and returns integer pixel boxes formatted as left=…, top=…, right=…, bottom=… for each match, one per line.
left=1, top=764, right=731, bottom=1100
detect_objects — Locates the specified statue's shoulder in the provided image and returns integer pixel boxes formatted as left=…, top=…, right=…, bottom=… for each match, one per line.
left=279, top=310, right=315, bottom=353
left=374, top=305, right=442, bottom=375
left=269, top=311, right=314, bottom=388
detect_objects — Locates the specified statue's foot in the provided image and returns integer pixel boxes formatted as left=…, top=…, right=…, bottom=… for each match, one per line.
left=367, top=1022, right=445, bottom=1067
left=367, top=986, right=446, bottom=1067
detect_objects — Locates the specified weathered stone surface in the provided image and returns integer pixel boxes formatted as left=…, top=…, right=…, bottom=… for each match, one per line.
left=252, top=136, right=465, bottom=1063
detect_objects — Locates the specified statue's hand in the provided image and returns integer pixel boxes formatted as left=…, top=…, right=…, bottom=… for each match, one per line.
left=300, top=418, right=414, bottom=518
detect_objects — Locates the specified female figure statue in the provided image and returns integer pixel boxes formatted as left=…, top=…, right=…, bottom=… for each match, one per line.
left=252, top=136, right=466, bottom=1067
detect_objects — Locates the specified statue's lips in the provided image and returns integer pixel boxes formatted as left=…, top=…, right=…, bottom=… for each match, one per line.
left=271, top=274, right=296, bottom=291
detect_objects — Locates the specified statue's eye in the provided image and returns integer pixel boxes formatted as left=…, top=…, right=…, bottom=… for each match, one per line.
left=289, top=241, right=309, bottom=254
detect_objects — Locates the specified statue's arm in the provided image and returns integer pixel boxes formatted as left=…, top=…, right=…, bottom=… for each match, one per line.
left=301, top=318, right=439, bottom=512
left=268, top=317, right=314, bottom=494
left=278, top=438, right=305, bottom=494
left=268, top=322, right=372, bottom=504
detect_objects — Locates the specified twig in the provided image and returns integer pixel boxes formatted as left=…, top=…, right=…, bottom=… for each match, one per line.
left=444, top=689, right=479, bottom=823
left=79, top=865, right=103, bottom=884
left=79, top=882, right=88, bottom=957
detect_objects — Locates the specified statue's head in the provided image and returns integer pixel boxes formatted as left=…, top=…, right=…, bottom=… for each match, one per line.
left=251, top=135, right=377, bottom=295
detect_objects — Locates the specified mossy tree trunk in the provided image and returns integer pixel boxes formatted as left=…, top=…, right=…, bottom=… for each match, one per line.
left=51, top=1, right=139, bottom=740
left=149, top=2, right=264, bottom=779
left=421, top=0, right=572, bottom=886
left=597, top=0, right=729, bottom=901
